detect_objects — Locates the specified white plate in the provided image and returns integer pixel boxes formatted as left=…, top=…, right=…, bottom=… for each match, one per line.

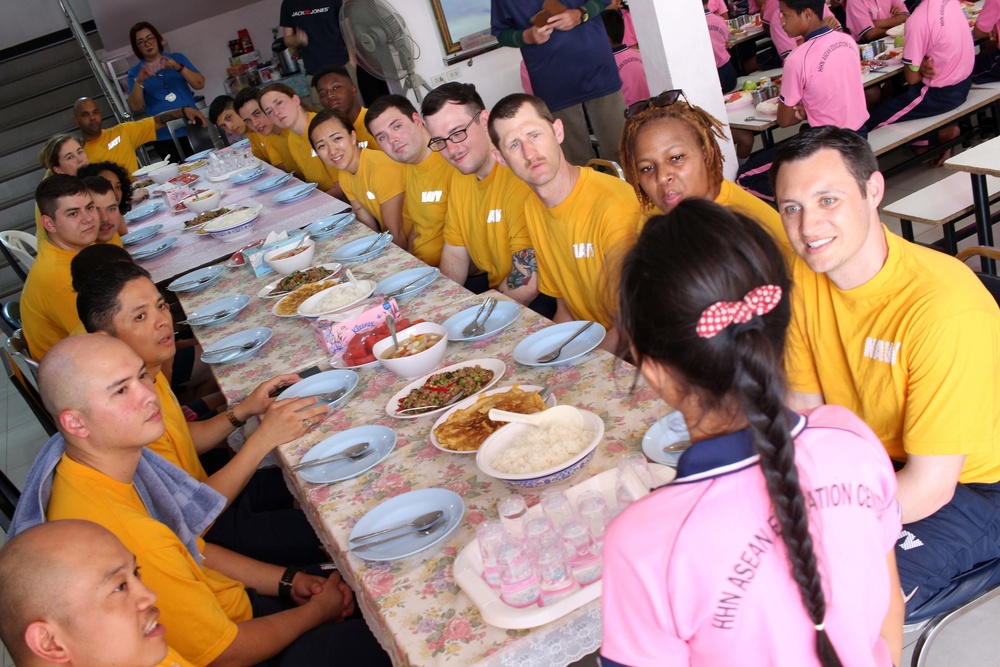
left=184, top=148, right=215, bottom=163
left=512, top=321, right=606, bottom=366
left=124, top=202, right=163, bottom=223
left=305, top=211, right=355, bottom=238
left=183, top=295, right=250, bottom=327
left=329, top=351, right=381, bottom=371
left=453, top=465, right=675, bottom=629
left=131, top=159, right=170, bottom=178
left=249, top=173, right=293, bottom=193
left=276, top=369, right=359, bottom=412
left=442, top=301, right=521, bottom=342
left=167, top=265, right=224, bottom=292
left=296, top=425, right=397, bottom=484
left=257, top=263, right=342, bottom=298
left=375, top=267, right=440, bottom=300
left=271, top=182, right=319, bottom=203
left=428, top=384, right=556, bottom=454
left=121, top=223, right=163, bottom=246
left=642, top=411, right=692, bottom=467
left=200, top=327, right=272, bottom=364
left=384, top=358, right=506, bottom=419
left=349, top=488, right=465, bottom=561
left=130, top=236, right=177, bottom=260
left=229, top=165, right=267, bottom=184
left=270, top=279, right=343, bottom=318
left=330, top=234, right=393, bottom=262
left=296, top=280, right=377, bottom=318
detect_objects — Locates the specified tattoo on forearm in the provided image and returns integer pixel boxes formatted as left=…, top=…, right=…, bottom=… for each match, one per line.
left=506, top=248, right=537, bottom=290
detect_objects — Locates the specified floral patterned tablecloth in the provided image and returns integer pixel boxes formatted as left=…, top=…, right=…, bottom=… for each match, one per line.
left=177, top=219, right=671, bottom=667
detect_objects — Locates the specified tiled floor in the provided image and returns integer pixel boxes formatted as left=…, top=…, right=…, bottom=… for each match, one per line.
left=2, top=145, right=1000, bottom=666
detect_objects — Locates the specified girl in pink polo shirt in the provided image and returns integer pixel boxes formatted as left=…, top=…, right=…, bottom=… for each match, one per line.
left=600, top=200, right=904, bottom=667
left=704, top=0, right=738, bottom=92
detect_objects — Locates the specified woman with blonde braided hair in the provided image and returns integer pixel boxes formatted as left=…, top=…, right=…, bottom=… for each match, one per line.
left=618, top=90, right=793, bottom=262
left=600, top=199, right=904, bottom=666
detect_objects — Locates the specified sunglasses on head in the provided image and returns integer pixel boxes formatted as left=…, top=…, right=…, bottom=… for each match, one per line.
left=624, top=90, right=687, bottom=119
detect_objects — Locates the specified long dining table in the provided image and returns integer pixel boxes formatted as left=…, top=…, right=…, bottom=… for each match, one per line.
left=171, top=195, right=672, bottom=666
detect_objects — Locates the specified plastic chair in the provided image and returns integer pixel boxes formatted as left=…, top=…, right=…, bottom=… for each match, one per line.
left=956, top=246, right=1000, bottom=305
left=0, top=466, right=20, bottom=533
left=6, top=329, right=37, bottom=384
left=0, top=300, right=19, bottom=337
left=166, top=118, right=216, bottom=161
left=1, top=347, right=53, bottom=437
left=0, top=230, right=38, bottom=282
left=585, top=158, right=626, bottom=180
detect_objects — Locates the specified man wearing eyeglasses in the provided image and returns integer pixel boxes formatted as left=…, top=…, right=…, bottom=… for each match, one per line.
left=366, top=95, right=453, bottom=267
left=422, top=83, right=549, bottom=315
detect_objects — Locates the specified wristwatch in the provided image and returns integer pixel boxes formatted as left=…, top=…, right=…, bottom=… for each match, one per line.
left=579, top=6, right=589, bottom=22
left=226, top=404, right=245, bottom=428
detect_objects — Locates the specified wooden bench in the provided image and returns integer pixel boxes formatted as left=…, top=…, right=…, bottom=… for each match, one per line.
left=882, top=172, right=1000, bottom=254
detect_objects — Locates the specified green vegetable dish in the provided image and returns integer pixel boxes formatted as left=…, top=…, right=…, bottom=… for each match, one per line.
left=396, top=366, right=495, bottom=414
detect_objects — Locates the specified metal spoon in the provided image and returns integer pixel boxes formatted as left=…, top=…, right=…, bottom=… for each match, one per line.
left=536, top=321, right=596, bottom=363
left=385, top=314, right=399, bottom=356
left=743, top=115, right=772, bottom=122
left=462, top=297, right=493, bottom=337
left=350, top=510, right=445, bottom=544
left=352, top=517, right=446, bottom=551
left=179, top=308, right=233, bottom=326
left=473, top=298, right=498, bottom=337
left=385, top=269, right=437, bottom=298
left=395, top=390, right=468, bottom=415
left=204, top=338, right=260, bottom=359
left=291, top=442, right=372, bottom=471
left=170, top=275, right=214, bottom=291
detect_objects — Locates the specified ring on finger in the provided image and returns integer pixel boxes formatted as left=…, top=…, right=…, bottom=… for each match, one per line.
left=302, top=418, right=311, bottom=428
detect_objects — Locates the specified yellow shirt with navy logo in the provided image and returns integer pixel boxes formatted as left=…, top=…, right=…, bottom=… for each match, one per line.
left=443, top=163, right=534, bottom=289
left=786, top=227, right=1000, bottom=483
left=524, top=167, right=641, bottom=327
left=21, top=241, right=82, bottom=360
left=353, top=107, right=380, bottom=152
left=47, top=454, right=251, bottom=667
left=285, top=112, right=340, bottom=191
left=83, top=117, right=157, bottom=177
left=148, top=372, right=209, bottom=483
left=403, top=151, right=452, bottom=266
left=339, top=148, right=405, bottom=231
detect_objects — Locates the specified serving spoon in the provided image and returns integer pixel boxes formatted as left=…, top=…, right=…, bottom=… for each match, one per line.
left=350, top=510, right=445, bottom=544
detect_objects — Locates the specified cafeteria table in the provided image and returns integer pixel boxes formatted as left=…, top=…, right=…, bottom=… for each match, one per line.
left=944, top=135, right=1000, bottom=274
left=175, top=218, right=671, bottom=667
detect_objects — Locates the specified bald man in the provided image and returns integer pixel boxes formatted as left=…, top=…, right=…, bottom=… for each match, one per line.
left=12, top=334, right=388, bottom=667
left=0, top=520, right=194, bottom=667
left=72, top=97, right=206, bottom=175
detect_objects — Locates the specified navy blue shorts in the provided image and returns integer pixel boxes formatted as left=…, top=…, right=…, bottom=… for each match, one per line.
left=895, top=479, right=1000, bottom=616
left=719, top=61, right=738, bottom=94
left=866, top=76, right=973, bottom=132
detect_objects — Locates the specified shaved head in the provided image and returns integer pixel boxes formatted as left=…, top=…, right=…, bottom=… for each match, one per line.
left=38, top=334, right=128, bottom=415
left=72, top=97, right=94, bottom=116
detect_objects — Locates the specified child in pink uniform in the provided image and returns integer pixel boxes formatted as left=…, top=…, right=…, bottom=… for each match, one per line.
left=762, top=0, right=838, bottom=59
left=973, top=0, right=1000, bottom=81
left=704, top=0, right=739, bottom=92
left=601, top=199, right=904, bottom=667
left=846, top=0, right=909, bottom=41
left=602, top=8, right=651, bottom=105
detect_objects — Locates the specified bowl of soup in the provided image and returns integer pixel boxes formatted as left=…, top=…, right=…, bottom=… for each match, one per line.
left=182, top=189, right=223, bottom=213
left=264, top=238, right=316, bottom=275
left=372, top=322, right=449, bottom=379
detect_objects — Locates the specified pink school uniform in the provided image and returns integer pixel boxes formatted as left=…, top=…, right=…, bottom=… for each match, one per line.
left=611, top=44, right=651, bottom=106
left=846, top=0, right=909, bottom=41
left=708, top=0, right=729, bottom=15
left=779, top=26, right=869, bottom=130
left=622, top=7, right=639, bottom=47
left=763, top=1, right=836, bottom=59
left=903, top=0, right=974, bottom=88
left=600, top=406, right=900, bottom=667
left=976, top=0, right=1000, bottom=33
left=705, top=10, right=733, bottom=67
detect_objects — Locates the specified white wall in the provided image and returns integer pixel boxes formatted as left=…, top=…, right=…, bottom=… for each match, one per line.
left=0, top=0, right=93, bottom=50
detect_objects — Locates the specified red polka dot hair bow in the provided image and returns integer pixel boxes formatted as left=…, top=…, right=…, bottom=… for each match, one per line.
left=695, top=285, right=783, bottom=339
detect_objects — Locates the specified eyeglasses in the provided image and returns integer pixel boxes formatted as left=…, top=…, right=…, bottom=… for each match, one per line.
left=136, top=35, right=158, bottom=47
left=624, top=90, right=686, bottom=119
left=427, top=115, right=480, bottom=152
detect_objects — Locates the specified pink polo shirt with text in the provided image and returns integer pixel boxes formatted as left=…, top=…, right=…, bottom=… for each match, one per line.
left=763, top=1, right=836, bottom=58
left=706, top=10, right=733, bottom=67
left=902, top=0, right=974, bottom=87
left=847, top=0, right=909, bottom=40
left=780, top=26, right=869, bottom=130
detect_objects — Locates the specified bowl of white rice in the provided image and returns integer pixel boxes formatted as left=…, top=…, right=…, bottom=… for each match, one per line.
left=476, top=408, right=604, bottom=490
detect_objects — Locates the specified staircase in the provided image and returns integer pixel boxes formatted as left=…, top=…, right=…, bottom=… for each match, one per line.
left=0, top=28, right=107, bottom=300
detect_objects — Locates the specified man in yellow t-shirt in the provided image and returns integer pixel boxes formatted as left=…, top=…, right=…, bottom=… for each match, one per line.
left=72, top=97, right=206, bottom=175
left=26, top=335, right=389, bottom=667
left=423, top=83, right=546, bottom=313
left=773, top=126, right=1000, bottom=616
left=75, top=261, right=327, bottom=566
left=234, top=87, right=296, bottom=172
left=312, top=64, right=380, bottom=151
left=488, top=94, right=641, bottom=347
left=367, top=95, right=452, bottom=266
left=21, top=175, right=99, bottom=360
left=0, top=520, right=197, bottom=667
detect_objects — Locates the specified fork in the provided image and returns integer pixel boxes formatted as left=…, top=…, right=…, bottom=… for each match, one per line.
left=462, top=298, right=494, bottom=337
left=170, top=275, right=213, bottom=290
left=179, top=309, right=233, bottom=326
left=205, top=339, right=260, bottom=359
left=472, top=298, right=498, bottom=337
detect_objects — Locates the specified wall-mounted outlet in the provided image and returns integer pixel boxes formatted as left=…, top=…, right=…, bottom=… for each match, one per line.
left=429, top=68, right=463, bottom=87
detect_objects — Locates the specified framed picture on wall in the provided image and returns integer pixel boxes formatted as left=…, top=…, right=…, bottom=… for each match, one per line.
left=430, top=0, right=498, bottom=55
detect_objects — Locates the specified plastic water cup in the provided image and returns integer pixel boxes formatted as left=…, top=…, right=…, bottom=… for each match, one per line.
left=540, top=490, right=576, bottom=531
left=498, top=494, right=528, bottom=540
left=536, top=543, right=580, bottom=606
left=497, top=538, right=540, bottom=608
left=575, top=490, right=610, bottom=545
left=476, top=520, right=505, bottom=588
left=560, top=518, right=603, bottom=586
left=615, top=452, right=654, bottom=507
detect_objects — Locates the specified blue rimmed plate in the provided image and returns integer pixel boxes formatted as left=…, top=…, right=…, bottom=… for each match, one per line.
left=375, top=267, right=440, bottom=300
left=330, top=234, right=393, bottom=263
left=121, top=223, right=163, bottom=246
left=349, top=488, right=465, bottom=561
left=231, top=138, right=251, bottom=149
left=276, top=369, right=359, bottom=412
left=130, top=236, right=177, bottom=260
left=183, top=295, right=250, bottom=327
left=249, top=173, right=293, bottom=193
left=295, top=425, right=396, bottom=484
left=184, top=148, right=215, bottom=163
left=229, top=165, right=267, bottom=185
left=167, top=265, right=224, bottom=292
left=442, top=301, right=521, bottom=342
left=271, top=182, right=319, bottom=204
left=642, top=411, right=692, bottom=467
left=512, top=320, right=606, bottom=366
left=200, top=326, right=272, bottom=364
left=124, top=202, right=163, bottom=223
left=305, top=211, right=356, bottom=238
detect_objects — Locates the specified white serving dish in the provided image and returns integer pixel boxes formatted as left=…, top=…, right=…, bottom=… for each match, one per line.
left=384, top=358, right=506, bottom=419
left=371, top=322, right=449, bottom=380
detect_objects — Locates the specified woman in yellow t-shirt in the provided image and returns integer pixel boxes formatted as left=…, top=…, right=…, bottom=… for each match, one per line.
left=618, top=91, right=792, bottom=262
left=309, top=109, right=407, bottom=248
left=258, top=83, right=344, bottom=201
